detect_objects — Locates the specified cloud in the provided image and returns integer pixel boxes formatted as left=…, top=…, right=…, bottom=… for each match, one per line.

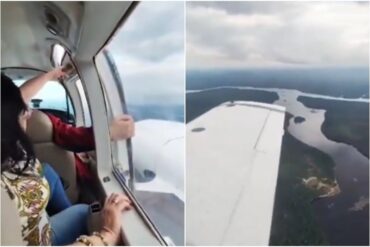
left=187, top=1, right=369, bottom=69
left=107, top=1, right=185, bottom=106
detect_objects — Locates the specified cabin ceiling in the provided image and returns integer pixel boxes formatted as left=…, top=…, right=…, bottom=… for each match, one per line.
left=1, top=1, right=84, bottom=73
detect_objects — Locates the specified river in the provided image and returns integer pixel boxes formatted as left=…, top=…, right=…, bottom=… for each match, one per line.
left=187, top=86, right=369, bottom=244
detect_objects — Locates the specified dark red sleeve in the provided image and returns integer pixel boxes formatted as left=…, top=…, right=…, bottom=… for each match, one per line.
left=46, top=113, right=95, bottom=152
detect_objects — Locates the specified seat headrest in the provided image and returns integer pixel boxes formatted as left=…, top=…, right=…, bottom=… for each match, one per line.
left=26, top=110, right=53, bottom=143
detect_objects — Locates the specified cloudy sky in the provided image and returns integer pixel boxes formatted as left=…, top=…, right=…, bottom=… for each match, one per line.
left=187, top=1, right=369, bottom=69
left=108, top=1, right=185, bottom=106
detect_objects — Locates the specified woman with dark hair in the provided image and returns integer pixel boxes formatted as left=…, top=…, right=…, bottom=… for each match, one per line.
left=1, top=73, right=132, bottom=246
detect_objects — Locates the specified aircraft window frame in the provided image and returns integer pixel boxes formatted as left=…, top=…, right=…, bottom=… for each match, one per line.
left=94, top=52, right=132, bottom=179
left=102, top=50, right=135, bottom=187
left=60, top=47, right=93, bottom=128
left=95, top=53, right=168, bottom=245
left=75, top=79, right=92, bottom=127
left=94, top=2, right=185, bottom=245
left=95, top=49, right=167, bottom=245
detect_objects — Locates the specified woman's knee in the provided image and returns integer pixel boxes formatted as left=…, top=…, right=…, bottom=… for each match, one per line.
left=50, top=204, right=90, bottom=245
left=75, top=204, right=90, bottom=215
left=68, top=204, right=90, bottom=219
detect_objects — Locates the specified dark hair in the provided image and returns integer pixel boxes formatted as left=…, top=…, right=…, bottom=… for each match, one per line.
left=1, top=74, right=35, bottom=173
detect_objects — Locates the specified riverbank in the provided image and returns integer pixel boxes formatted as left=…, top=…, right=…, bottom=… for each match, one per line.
left=187, top=67, right=369, bottom=98
left=186, top=88, right=278, bottom=123
left=298, top=96, right=369, bottom=158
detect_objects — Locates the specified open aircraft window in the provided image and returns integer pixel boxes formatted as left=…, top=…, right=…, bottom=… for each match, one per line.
left=14, top=78, right=75, bottom=124
left=95, top=1, right=185, bottom=245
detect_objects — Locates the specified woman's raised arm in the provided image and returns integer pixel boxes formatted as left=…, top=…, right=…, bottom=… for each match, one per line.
left=20, top=67, right=66, bottom=103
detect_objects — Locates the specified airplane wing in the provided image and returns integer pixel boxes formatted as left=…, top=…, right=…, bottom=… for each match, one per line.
left=134, top=176, right=184, bottom=202
left=130, top=119, right=185, bottom=245
left=186, top=101, right=285, bottom=245
left=132, top=119, right=185, bottom=201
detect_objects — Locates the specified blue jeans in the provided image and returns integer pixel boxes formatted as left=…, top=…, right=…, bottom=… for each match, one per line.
left=43, top=164, right=89, bottom=245
left=43, top=163, right=72, bottom=215
left=50, top=204, right=90, bottom=245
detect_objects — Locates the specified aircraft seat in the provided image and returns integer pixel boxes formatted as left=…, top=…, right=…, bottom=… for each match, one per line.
left=26, top=110, right=79, bottom=203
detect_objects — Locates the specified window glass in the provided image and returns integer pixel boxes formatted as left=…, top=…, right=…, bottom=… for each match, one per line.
left=106, top=3, right=184, bottom=123
left=14, top=79, right=75, bottom=123
left=97, top=2, right=184, bottom=245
